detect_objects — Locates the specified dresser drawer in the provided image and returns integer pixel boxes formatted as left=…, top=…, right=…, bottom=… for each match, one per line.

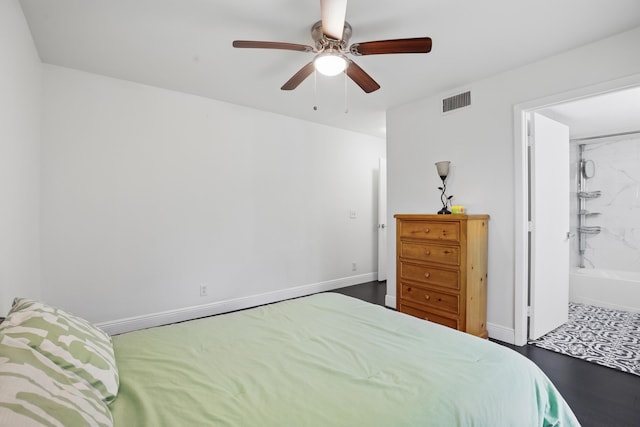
left=400, top=303, right=459, bottom=330
left=401, top=283, right=459, bottom=314
left=399, top=241, right=460, bottom=266
left=399, top=262, right=459, bottom=290
left=399, top=221, right=459, bottom=242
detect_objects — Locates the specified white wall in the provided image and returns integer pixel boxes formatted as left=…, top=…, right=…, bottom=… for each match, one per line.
left=387, top=26, right=640, bottom=343
left=0, top=0, right=42, bottom=314
left=40, top=65, right=385, bottom=325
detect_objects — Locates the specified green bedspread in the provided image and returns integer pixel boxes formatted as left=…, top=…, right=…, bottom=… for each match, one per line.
left=110, top=293, right=580, bottom=426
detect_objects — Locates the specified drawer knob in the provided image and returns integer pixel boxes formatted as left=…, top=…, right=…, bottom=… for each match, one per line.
left=424, top=295, right=430, bottom=301
left=424, top=272, right=430, bottom=278
left=425, top=250, right=431, bottom=255
left=424, top=228, right=430, bottom=233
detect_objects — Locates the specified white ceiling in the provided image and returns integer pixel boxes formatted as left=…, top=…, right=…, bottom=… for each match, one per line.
left=540, top=87, right=640, bottom=139
left=19, top=0, right=640, bottom=139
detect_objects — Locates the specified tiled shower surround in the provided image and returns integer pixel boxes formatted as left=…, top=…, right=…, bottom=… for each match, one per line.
left=571, top=135, right=640, bottom=272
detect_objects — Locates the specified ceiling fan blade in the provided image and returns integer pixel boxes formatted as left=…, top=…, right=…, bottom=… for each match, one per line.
left=281, top=62, right=315, bottom=91
left=320, top=0, right=347, bottom=40
left=233, top=40, right=314, bottom=52
left=350, top=37, right=432, bottom=56
left=346, top=61, right=380, bottom=93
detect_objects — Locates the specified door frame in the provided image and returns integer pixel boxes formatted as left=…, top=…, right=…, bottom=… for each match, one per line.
left=513, top=73, right=640, bottom=346
left=377, top=158, right=387, bottom=281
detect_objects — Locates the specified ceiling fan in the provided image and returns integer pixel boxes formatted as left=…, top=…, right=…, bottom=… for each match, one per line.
left=232, top=0, right=432, bottom=93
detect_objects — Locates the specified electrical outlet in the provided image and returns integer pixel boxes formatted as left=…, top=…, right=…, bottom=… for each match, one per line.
left=199, top=285, right=208, bottom=297
left=352, top=262, right=357, bottom=271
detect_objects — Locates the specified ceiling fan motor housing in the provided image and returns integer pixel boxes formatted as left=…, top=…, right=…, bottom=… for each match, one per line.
left=311, top=20, right=352, bottom=52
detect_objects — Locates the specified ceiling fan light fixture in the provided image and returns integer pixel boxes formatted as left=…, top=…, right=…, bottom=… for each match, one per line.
left=313, top=51, right=347, bottom=76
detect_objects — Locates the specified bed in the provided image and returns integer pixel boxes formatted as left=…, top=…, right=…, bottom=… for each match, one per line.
left=0, top=293, right=580, bottom=426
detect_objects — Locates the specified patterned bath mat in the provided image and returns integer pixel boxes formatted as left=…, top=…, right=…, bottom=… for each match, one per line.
left=531, top=303, right=640, bottom=376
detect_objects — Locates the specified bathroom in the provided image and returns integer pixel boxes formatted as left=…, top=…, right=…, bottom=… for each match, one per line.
left=542, top=86, right=640, bottom=313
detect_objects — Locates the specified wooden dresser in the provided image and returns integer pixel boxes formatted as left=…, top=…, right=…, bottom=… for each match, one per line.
left=395, top=214, right=489, bottom=338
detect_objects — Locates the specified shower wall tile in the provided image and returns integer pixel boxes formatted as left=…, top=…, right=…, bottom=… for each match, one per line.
left=580, top=136, right=640, bottom=272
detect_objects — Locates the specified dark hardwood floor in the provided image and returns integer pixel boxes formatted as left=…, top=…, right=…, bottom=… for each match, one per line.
left=331, top=281, right=640, bottom=427
left=331, top=280, right=387, bottom=306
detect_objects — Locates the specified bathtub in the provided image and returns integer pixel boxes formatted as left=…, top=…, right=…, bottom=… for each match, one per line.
left=570, top=268, right=640, bottom=313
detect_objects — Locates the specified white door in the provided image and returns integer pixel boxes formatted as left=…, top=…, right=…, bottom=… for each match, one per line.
left=377, top=158, right=387, bottom=281
left=529, top=113, right=571, bottom=340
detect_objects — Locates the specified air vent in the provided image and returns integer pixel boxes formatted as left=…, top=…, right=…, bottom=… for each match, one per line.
left=442, top=91, right=471, bottom=113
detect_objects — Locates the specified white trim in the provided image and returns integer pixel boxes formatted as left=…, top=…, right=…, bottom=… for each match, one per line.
left=385, top=294, right=396, bottom=309
left=97, top=273, right=377, bottom=335
left=513, top=73, right=640, bottom=346
left=487, top=322, right=515, bottom=344
left=513, top=106, right=530, bottom=346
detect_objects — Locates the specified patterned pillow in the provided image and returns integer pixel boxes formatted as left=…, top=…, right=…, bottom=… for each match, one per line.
left=0, top=298, right=119, bottom=403
left=0, top=334, right=113, bottom=427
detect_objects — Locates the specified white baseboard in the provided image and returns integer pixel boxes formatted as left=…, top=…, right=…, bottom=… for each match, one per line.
left=97, top=273, right=377, bottom=336
left=385, top=295, right=396, bottom=309
left=487, top=322, right=516, bottom=345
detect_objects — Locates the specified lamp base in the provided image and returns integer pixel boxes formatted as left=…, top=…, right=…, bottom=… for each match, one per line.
left=437, top=207, right=452, bottom=215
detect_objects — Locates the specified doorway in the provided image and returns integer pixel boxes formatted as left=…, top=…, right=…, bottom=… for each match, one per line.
left=513, top=74, right=640, bottom=346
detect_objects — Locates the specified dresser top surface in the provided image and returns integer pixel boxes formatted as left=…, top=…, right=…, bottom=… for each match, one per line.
left=394, top=214, right=489, bottom=221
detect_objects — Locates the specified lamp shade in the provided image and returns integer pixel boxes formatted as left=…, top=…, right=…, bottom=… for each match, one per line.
left=435, top=161, right=451, bottom=179
left=314, top=52, right=347, bottom=76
